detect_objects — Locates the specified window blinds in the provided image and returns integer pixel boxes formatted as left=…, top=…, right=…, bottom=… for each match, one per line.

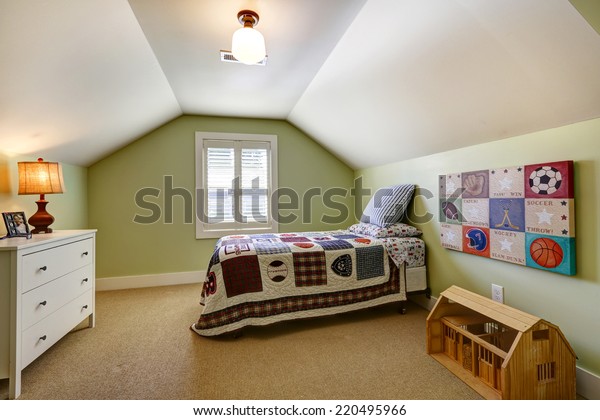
left=204, top=141, right=271, bottom=225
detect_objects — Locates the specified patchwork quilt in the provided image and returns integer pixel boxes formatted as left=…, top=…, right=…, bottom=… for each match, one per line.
left=191, top=231, right=411, bottom=336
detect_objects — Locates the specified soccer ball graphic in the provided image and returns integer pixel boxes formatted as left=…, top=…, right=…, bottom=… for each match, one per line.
left=529, top=166, right=562, bottom=195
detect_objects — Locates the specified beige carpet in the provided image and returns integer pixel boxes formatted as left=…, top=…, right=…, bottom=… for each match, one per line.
left=1, top=283, right=480, bottom=400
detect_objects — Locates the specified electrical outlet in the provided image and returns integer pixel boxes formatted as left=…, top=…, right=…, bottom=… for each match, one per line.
left=492, top=284, right=504, bottom=303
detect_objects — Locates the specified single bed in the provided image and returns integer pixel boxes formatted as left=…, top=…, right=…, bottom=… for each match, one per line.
left=191, top=184, right=427, bottom=336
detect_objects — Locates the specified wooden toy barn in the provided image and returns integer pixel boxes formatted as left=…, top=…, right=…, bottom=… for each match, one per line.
left=426, top=286, right=576, bottom=399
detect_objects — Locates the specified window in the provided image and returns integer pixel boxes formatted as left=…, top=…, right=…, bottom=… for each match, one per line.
left=533, top=329, right=550, bottom=341
left=537, top=362, right=556, bottom=383
left=196, top=132, right=278, bottom=238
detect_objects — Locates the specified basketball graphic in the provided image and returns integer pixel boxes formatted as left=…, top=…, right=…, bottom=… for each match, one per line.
left=267, top=260, right=288, bottom=282
left=442, top=201, right=460, bottom=220
left=530, top=237, right=564, bottom=268
left=529, top=166, right=562, bottom=195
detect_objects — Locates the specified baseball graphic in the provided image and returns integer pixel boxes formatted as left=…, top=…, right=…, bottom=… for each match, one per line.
left=267, top=260, right=288, bottom=282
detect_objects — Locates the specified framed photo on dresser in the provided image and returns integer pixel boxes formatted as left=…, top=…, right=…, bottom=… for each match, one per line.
left=2, top=211, right=31, bottom=237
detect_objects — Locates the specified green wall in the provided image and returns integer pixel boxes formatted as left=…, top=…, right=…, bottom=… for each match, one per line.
left=0, top=153, right=88, bottom=235
left=356, top=117, right=600, bottom=376
left=570, top=0, right=600, bottom=36
left=88, top=115, right=355, bottom=279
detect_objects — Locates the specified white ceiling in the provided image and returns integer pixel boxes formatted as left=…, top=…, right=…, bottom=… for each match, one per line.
left=1, top=0, right=599, bottom=169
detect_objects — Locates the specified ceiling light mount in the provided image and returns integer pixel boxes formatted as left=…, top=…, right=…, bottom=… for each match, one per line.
left=238, top=10, right=259, bottom=28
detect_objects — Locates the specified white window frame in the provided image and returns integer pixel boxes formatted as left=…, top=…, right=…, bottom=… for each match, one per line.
left=195, top=132, right=278, bottom=239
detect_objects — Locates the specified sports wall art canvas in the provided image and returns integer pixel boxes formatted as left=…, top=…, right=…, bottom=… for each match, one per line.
left=439, top=160, right=575, bottom=276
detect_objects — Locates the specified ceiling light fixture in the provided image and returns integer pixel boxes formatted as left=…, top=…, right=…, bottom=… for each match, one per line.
left=231, top=10, right=266, bottom=65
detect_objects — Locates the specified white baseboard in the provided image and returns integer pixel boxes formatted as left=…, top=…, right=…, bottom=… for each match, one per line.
left=96, top=270, right=203, bottom=291
left=409, top=294, right=437, bottom=312
left=576, top=366, right=600, bottom=400
left=411, top=294, right=599, bottom=399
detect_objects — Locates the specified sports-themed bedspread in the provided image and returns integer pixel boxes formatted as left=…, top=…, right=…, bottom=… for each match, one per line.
left=191, top=231, right=411, bottom=336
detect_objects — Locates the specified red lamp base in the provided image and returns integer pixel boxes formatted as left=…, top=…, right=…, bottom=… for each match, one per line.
left=28, top=199, right=55, bottom=234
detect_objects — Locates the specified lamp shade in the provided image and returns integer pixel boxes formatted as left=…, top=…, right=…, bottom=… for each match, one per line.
left=232, top=26, right=266, bottom=65
left=18, top=159, right=65, bottom=195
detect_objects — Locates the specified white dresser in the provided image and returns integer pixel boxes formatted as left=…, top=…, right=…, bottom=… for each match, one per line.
left=0, top=230, right=96, bottom=399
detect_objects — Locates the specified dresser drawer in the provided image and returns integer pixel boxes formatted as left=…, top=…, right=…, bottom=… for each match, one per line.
left=22, top=238, right=93, bottom=292
left=21, top=289, right=93, bottom=368
left=21, top=265, right=93, bottom=331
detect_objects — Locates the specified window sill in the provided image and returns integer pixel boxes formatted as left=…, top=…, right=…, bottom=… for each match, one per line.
left=196, top=224, right=279, bottom=239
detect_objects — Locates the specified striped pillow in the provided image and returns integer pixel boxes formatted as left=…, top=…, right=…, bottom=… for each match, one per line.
left=360, top=184, right=415, bottom=228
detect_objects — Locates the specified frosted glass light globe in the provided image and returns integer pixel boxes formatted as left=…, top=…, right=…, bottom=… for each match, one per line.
left=232, top=27, right=266, bottom=65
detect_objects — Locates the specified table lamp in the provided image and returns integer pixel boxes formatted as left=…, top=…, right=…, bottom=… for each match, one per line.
left=18, top=158, right=65, bottom=233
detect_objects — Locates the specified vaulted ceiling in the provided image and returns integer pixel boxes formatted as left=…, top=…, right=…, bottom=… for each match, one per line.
left=1, top=0, right=599, bottom=169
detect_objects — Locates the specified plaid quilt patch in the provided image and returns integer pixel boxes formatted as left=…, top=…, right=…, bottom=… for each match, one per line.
left=280, top=236, right=311, bottom=243
left=208, top=248, right=220, bottom=270
left=221, top=238, right=253, bottom=246
left=220, top=255, right=263, bottom=298
left=293, top=251, right=327, bottom=287
left=356, top=245, right=385, bottom=280
left=311, top=236, right=333, bottom=241
left=254, top=241, right=291, bottom=255
left=318, top=239, right=353, bottom=251
left=332, top=234, right=360, bottom=240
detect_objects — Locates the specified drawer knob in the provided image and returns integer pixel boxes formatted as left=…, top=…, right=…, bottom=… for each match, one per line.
left=39, top=335, right=47, bottom=341
left=82, top=305, right=89, bottom=310
left=39, top=266, right=47, bottom=271
left=82, top=251, right=89, bottom=256
left=40, top=300, right=47, bottom=306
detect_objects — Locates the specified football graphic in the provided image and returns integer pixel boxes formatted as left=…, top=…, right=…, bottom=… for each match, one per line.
left=442, top=201, right=460, bottom=220
left=465, top=228, right=488, bottom=252
left=293, top=243, right=314, bottom=249
left=529, top=166, right=562, bottom=195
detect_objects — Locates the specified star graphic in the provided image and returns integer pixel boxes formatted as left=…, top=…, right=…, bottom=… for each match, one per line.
left=517, top=167, right=523, bottom=172
left=467, top=207, right=481, bottom=219
left=504, top=169, right=508, bottom=173
left=498, top=177, right=513, bottom=190
left=562, top=229, right=568, bottom=235
left=536, top=209, right=554, bottom=225
left=561, top=201, right=567, bottom=206
left=446, top=180, right=457, bottom=195
left=445, top=230, right=456, bottom=243
left=561, top=215, right=567, bottom=221
left=500, top=238, right=513, bottom=252
left=491, top=170, right=496, bottom=175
